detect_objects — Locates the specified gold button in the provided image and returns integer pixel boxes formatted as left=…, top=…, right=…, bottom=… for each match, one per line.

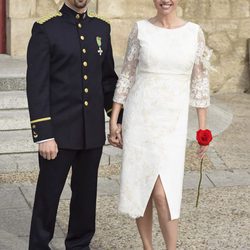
left=76, top=14, right=80, bottom=19
left=84, top=75, right=88, bottom=80
left=80, top=36, right=85, bottom=40
left=84, top=88, right=89, bottom=93
left=82, top=48, right=86, bottom=53
left=83, top=61, right=88, bottom=67
left=32, top=125, right=36, bottom=129
left=84, top=101, right=89, bottom=106
left=78, top=23, right=82, bottom=28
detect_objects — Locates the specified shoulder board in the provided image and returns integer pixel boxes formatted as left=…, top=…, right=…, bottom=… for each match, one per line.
left=37, top=12, right=62, bottom=24
left=88, top=11, right=110, bottom=24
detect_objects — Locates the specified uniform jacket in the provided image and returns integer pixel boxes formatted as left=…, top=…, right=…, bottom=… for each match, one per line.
left=27, top=4, right=122, bottom=149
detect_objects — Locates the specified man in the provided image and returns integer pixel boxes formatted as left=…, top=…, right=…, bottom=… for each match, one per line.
left=26, top=0, right=122, bottom=249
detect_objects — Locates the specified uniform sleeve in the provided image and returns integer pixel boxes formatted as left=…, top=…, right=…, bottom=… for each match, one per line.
left=102, top=24, right=123, bottom=123
left=190, top=27, right=212, bottom=108
left=26, top=23, right=54, bottom=142
left=113, top=23, right=140, bottom=105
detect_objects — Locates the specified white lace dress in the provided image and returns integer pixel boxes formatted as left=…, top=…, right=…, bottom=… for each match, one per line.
left=113, top=20, right=211, bottom=220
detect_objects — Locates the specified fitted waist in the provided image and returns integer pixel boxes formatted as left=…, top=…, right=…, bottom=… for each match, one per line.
left=136, top=71, right=191, bottom=84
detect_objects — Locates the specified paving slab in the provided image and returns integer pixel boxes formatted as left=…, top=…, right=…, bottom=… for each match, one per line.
left=0, top=208, right=32, bottom=237
left=0, top=231, right=29, bottom=250
left=20, top=183, right=72, bottom=208
left=0, top=186, right=28, bottom=210
left=211, top=94, right=250, bottom=170
left=206, top=147, right=228, bottom=169
left=183, top=171, right=214, bottom=189
left=206, top=169, right=250, bottom=187
left=0, top=208, right=64, bottom=239
left=97, top=177, right=120, bottom=196
left=51, top=237, right=65, bottom=250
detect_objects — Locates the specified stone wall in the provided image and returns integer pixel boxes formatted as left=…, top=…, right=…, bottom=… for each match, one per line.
left=5, top=0, right=250, bottom=93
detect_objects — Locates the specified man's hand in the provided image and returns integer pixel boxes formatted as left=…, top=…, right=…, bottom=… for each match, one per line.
left=39, top=139, right=58, bottom=160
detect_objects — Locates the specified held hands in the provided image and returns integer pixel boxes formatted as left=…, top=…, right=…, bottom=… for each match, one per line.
left=39, top=139, right=59, bottom=160
left=108, top=122, right=123, bottom=148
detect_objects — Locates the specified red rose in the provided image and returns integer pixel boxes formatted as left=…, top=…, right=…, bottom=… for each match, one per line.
left=196, top=129, right=213, bottom=146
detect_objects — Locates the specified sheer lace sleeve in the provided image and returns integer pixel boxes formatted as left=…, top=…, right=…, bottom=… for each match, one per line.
left=190, top=27, right=212, bottom=108
left=113, top=23, right=140, bottom=104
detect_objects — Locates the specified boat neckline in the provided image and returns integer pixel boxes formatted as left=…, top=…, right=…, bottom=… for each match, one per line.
left=146, top=19, right=190, bottom=30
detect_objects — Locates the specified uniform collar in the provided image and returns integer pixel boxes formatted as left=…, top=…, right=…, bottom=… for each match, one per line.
left=60, top=4, right=90, bottom=23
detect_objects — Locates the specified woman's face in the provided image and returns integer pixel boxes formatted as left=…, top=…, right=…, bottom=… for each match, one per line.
left=153, top=0, right=179, bottom=15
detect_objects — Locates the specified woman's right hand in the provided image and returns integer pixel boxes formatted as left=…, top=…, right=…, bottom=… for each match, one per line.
left=108, top=122, right=123, bottom=148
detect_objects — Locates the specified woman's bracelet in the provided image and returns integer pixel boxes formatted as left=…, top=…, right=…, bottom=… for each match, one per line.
left=196, top=129, right=213, bottom=146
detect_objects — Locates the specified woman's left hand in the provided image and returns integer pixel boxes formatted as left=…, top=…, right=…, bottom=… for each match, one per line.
left=197, top=145, right=209, bottom=159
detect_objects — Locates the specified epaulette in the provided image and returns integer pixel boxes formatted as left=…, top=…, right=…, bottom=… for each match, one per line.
left=88, top=11, right=110, bottom=24
left=37, top=12, right=62, bottom=24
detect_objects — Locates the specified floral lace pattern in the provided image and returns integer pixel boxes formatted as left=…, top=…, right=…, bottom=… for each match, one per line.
left=113, top=24, right=140, bottom=104
left=190, top=27, right=212, bottom=108
left=115, top=20, right=213, bottom=220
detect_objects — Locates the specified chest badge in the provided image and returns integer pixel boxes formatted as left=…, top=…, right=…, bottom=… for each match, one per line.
left=96, top=36, right=103, bottom=56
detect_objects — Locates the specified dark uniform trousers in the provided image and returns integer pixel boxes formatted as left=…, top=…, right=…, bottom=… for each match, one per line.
left=27, top=4, right=123, bottom=249
left=29, top=148, right=102, bottom=250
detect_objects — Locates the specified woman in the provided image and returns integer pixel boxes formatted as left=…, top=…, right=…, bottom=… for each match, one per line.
left=109, top=0, right=212, bottom=249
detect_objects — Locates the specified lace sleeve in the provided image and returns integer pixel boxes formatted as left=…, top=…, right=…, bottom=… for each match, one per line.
left=113, top=23, right=140, bottom=104
left=190, top=27, right=212, bottom=108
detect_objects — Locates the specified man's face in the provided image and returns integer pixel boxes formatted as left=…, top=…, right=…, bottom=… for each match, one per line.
left=67, top=0, right=90, bottom=9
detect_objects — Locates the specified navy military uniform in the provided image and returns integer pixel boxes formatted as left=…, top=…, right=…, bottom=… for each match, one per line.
left=27, top=4, right=122, bottom=250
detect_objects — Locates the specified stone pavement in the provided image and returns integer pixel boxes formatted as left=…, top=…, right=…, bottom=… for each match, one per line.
left=0, top=93, right=250, bottom=250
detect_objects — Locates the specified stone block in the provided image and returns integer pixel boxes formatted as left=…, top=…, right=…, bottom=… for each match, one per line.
left=239, top=19, right=250, bottom=38
left=7, top=18, right=36, bottom=57
left=0, top=110, right=30, bottom=131
left=36, top=0, right=58, bottom=17
left=0, top=130, right=37, bottom=154
left=0, top=77, right=26, bottom=91
left=0, top=91, right=28, bottom=110
left=208, top=0, right=231, bottom=19
left=110, top=19, right=136, bottom=59
left=183, top=0, right=208, bottom=19
left=231, top=0, right=250, bottom=18
left=8, top=0, right=36, bottom=18
left=16, top=153, right=38, bottom=172
left=207, top=32, right=233, bottom=53
left=98, top=0, right=155, bottom=19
